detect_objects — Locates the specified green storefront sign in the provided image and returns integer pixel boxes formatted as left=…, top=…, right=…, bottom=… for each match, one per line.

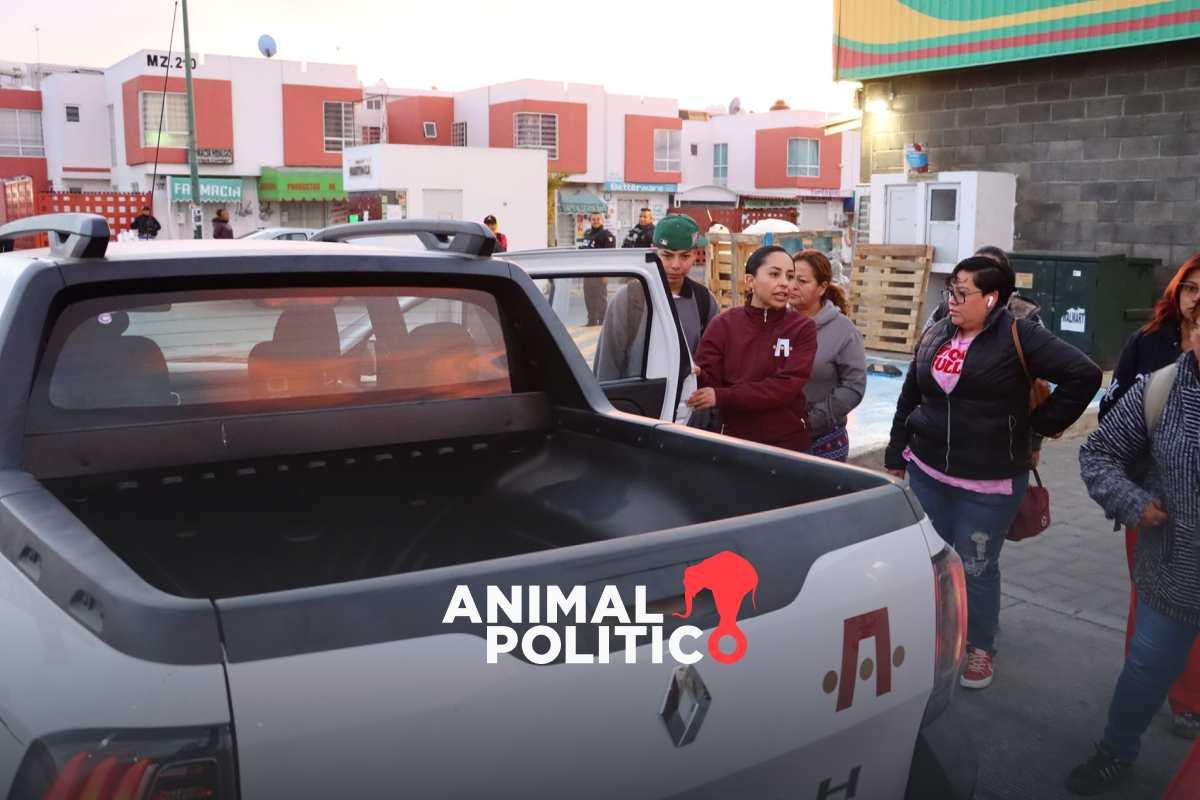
left=169, top=177, right=243, bottom=203
left=257, top=167, right=345, bottom=202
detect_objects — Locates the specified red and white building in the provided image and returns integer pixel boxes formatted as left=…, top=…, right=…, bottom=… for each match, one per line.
left=5, top=51, right=365, bottom=238
left=4, top=49, right=860, bottom=245
left=0, top=86, right=49, bottom=193
left=680, top=106, right=861, bottom=232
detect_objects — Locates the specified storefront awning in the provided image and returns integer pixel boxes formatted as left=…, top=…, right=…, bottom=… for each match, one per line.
left=557, top=189, right=607, bottom=214
left=258, top=167, right=345, bottom=202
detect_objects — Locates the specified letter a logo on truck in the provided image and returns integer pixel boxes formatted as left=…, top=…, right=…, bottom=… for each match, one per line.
left=822, top=607, right=905, bottom=711
left=674, top=551, right=759, bottom=665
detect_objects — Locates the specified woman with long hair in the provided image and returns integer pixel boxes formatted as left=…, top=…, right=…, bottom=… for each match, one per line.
left=1098, top=254, right=1200, bottom=741
left=789, top=249, right=866, bottom=461
left=688, top=245, right=817, bottom=452
left=885, top=255, right=1101, bottom=690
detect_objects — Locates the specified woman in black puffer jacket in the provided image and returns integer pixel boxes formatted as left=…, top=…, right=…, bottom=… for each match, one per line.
left=885, top=255, right=1101, bottom=691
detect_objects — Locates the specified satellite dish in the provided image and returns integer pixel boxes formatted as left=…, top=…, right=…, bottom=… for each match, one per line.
left=257, top=35, right=278, bottom=59
left=728, top=97, right=741, bottom=115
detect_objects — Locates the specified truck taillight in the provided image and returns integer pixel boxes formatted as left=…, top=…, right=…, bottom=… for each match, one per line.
left=924, top=545, right=967, bottom=726
left=6, top=725, right=236, bottom=800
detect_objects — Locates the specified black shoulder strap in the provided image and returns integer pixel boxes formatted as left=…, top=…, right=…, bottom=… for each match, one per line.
left=693, top=280, right=714, bottom=329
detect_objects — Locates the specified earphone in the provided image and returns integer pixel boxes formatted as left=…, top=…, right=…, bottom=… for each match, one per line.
left=987, top=297, right=995, bottom=308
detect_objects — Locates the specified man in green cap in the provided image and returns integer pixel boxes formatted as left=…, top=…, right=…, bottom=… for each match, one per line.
left=594, top=214, right=719, bottom=385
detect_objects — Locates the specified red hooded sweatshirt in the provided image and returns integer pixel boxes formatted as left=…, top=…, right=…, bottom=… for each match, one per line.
left=694, top=303, right=818, bottom=452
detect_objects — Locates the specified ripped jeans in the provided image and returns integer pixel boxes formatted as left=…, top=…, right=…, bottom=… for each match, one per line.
left=906, top=461, right=1029, bottom=653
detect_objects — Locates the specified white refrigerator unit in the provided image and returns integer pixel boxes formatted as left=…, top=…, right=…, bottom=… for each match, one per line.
left=868, top=171, right=1017, bottom=314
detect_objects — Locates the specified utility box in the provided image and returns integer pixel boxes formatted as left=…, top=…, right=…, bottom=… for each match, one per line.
left=1008, top=252, right=1159, bottom=369
left=869, top=171, right=1017, bottom=315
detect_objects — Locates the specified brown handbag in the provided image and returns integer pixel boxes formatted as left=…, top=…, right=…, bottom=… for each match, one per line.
left=1007, top=468, right=1051, bottom=542
left=1008, top=321, right=1053, bottom=541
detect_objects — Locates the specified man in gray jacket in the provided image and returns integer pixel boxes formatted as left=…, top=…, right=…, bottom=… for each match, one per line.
left=594, top=215, right=718, bottom=381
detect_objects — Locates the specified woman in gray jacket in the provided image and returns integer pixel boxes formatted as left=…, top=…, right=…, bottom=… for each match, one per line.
left=789, top=250, right=866, bottom=461
left=1068, top=316, right=1200, bottom=795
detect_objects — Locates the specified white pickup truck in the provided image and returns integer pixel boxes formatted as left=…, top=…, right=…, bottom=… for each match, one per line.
left=0, top=215, right=973, bottom=799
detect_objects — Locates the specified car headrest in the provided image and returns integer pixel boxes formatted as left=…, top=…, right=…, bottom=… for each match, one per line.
left=271, top=308, right=339, bottom=358
left=406, top=322, right=475, bottom=352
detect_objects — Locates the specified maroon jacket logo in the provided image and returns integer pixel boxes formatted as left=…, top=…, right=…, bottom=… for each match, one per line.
left=674, top=551, right=759, bottom=664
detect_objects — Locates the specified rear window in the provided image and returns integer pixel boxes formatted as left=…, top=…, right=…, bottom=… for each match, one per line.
left=41, top=287, right=511, bottom=412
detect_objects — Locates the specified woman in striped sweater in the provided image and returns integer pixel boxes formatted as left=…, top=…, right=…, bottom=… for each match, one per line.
left=1068, top=315, right=1200, bottom=796
left=1100, top=256, right=1200, bottom=742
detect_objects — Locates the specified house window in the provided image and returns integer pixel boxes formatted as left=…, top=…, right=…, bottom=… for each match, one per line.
left=514, top=112, right=558, bottom=160
left=323, top=101, right=356, bottom=152
left=365, top=98, right=382, bottom=111
left=713, top=143, right=728, bottom=186
left=786, top=137, right=820, bottom=178
left=0, top=109, right=44, bottom=156
left=66, top=105, right=80, bottom=123
left=361, top=126, right=381, bottom=145
left=653, top=129, right=681, bottom=172
left=423, top=121, right=438, bottom=139
left=452, top=121, right=467, bottom=147
left=139, top=91, right=189, bottom=148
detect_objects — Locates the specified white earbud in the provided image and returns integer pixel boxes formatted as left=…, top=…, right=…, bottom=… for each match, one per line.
left=987, top=297, right=995, bottom=308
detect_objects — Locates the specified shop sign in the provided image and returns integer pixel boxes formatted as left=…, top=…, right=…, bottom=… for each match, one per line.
left=603, top=181, right=677, bottom=194
left=169, top=177, right=243, bottom=203
left=198, top=148, right=234, bottom=165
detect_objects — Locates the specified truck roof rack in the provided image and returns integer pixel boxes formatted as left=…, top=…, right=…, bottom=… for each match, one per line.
left=310, top=219, right=497, bottom=257
left=0, top=213, right=110, bottom=259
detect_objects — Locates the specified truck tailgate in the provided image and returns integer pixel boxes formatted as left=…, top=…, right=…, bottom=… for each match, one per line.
left=221, top=522, right=935, bottom=799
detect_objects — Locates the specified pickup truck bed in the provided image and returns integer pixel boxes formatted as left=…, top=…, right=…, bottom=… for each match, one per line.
left=47, top=402, right=873, bottom=600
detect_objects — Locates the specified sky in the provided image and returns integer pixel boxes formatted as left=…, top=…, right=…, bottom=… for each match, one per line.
left=4, top=0, right=855, bottom=113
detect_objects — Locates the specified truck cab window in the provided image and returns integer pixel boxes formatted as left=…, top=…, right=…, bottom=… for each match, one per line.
left=42, top=287, right=512, bottom=414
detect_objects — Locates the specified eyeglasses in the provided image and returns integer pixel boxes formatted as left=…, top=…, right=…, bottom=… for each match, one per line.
left=1180, top=281, right=1200, bottom=298
left=941, top=287, right=984, bottom=305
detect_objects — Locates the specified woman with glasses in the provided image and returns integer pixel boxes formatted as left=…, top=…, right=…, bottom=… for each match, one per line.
left=885, top=255, right=1101, bottom=690
left=1098, top=254, right=1200, bottom=742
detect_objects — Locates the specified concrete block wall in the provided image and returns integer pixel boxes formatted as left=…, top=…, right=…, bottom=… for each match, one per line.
left=861, top=40, right=1200, bottom=290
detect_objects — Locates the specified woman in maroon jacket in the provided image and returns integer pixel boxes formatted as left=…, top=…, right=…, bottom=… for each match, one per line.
left=688, top=245, right=818, bottom=451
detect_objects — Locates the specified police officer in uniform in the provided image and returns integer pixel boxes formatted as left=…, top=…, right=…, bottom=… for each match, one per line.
left=580, top=211, right=616, bottom=325
left=622, top=207, right=656, bottom=249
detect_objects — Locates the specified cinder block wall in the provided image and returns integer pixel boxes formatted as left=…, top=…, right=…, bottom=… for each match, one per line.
left=861, top=40, right=1200, bottom=290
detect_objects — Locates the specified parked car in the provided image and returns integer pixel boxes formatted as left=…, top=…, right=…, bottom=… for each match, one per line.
left=0, top=214, right=973, bottom=800
left=237, top=227, right=315, bottom=241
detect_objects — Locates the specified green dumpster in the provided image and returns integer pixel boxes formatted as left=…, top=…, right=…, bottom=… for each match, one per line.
left=1007, top=251, right=1158, bottom=369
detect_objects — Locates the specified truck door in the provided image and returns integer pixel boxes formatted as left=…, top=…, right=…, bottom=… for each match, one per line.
left=508, top=249, right=693, bottom=422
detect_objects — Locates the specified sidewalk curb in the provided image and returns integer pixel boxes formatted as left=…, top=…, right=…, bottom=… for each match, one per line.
left=847, top=405, right=1101, bottom=470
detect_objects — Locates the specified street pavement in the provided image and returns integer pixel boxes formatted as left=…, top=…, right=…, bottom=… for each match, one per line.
left=941, top=432, right=1193, bottom=799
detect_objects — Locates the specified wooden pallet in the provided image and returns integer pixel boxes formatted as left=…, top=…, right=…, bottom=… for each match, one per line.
left=705, top=231, right=845, bottom=310
left=847, top=244, right=933, bottom=353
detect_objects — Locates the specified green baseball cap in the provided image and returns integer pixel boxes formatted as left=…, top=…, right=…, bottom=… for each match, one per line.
left=652, top=215, right=701, bottom=251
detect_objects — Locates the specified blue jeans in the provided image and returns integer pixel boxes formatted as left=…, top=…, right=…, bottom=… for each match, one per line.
left=906, top=461, right=1028, bottom=653
left=1102, top=597, right=1200, bottom=760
